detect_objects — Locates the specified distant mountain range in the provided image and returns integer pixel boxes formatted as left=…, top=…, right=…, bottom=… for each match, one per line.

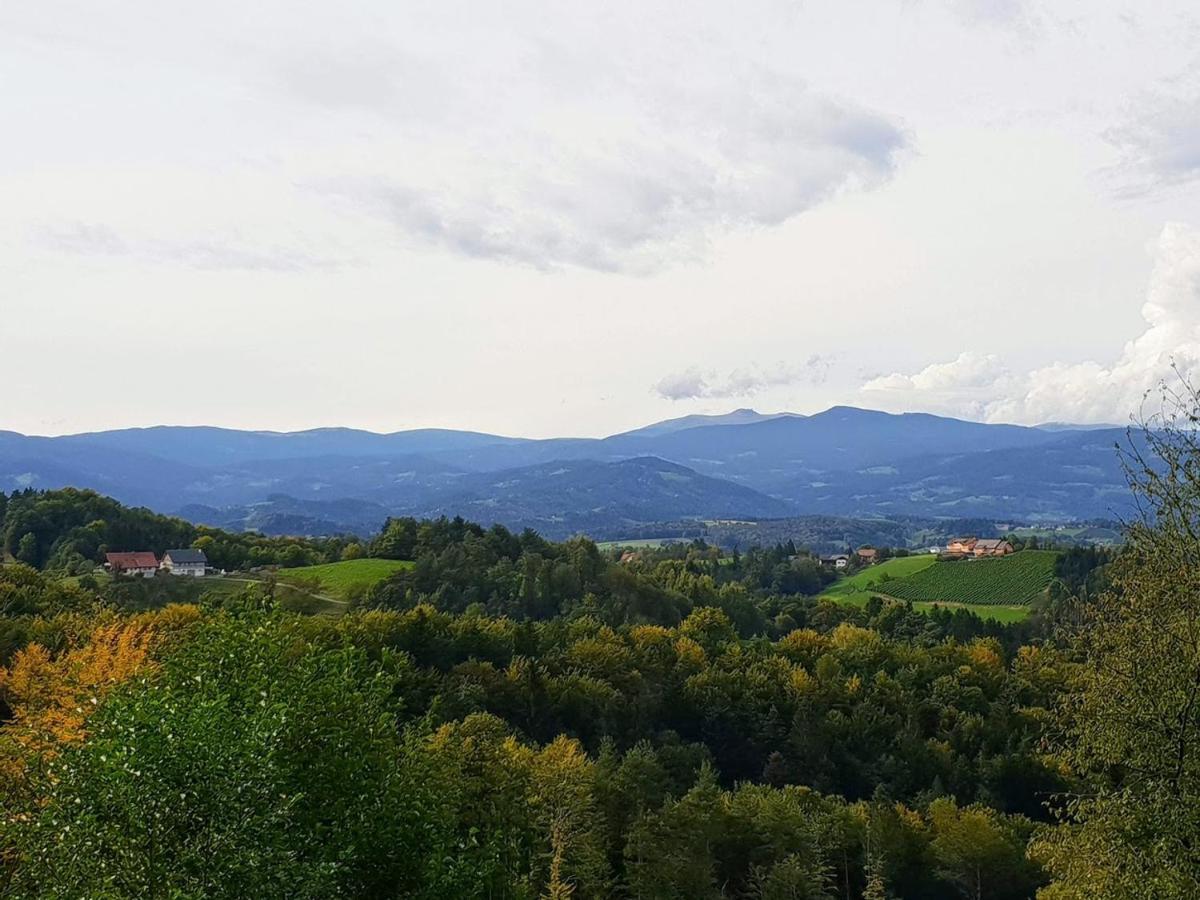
left=0, top=407, right=1137, bottom=538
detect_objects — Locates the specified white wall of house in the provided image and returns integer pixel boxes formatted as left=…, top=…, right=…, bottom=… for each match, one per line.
left=163, top=559, right=206, bottom=577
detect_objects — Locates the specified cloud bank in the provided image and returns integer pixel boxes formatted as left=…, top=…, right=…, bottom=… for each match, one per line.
left=655, top=356, right=834, bottom=401
left=5, top=2, right=907, bottom=277
left=284, top=4, right=908, bottom=273
left=861, top=223, right=1200, bottom=423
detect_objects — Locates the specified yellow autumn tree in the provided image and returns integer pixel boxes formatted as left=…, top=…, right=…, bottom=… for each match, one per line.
left=0, top=604, right=200, bottom=788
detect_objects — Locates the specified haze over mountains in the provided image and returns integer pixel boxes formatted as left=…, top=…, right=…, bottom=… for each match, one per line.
left=0, top=407, right=1135, bottom=538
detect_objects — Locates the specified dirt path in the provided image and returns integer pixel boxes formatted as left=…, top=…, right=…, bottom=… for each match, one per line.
left=218, top=576, right=349, bottom=611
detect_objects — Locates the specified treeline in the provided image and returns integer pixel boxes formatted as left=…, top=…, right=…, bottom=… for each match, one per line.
left=0, top=488, right=353, bottom=573
left=363, top=517, right=1039, bottom=649
left=1, top=590, right=1049, bottom=898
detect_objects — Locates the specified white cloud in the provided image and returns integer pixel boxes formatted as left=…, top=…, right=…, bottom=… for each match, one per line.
left=655, top=356, right=834, bottom=401
left=294, top=9, right=908, bottom=273
left=861, top=352, right=1016, bottom=420
left=862, top=223, right=1200, bottom=423
left=1106, top=66, right=1200, bottom=194
left=654, top=369, right=712, bottom=401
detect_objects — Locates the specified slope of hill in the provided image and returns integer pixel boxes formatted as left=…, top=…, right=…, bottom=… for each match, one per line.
left=776, top=429, right=1134, bottom=521
left=605, top=406, right=1060, bottom=491
left=821, top=554, right=939, bottom=606
left=882, top=550, right=1060, bottom=606
left=274, top=558, right=415, bottom=600
left=412, top=457, right=795, bottom=538
left=178, top=495, right=395, bottom=537
left=613, top=408, right=798, bottom=438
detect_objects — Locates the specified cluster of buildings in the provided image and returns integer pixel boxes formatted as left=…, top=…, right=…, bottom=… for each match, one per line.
left=944, top=537, right=1014, bottom=558
left=819, top=537, right=1014, bottom=570
left=104, top=549, right=209, bottom=578
left=819, top=548, right=876, bottom=570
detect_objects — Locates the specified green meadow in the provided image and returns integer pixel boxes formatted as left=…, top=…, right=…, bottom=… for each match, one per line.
left=274, top=558, right=415, bottom=601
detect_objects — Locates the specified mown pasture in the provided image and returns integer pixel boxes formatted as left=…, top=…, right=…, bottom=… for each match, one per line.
left=273, top=558, right=415, bottom=601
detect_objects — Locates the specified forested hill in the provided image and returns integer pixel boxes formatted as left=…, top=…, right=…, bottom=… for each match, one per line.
left=0, top=488, right=353, bottom=573
left=0, top=407, right=1136, bottom=536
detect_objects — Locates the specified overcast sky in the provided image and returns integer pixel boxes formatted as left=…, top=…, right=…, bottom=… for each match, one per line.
left=4, top=0, right=1200, bottom=437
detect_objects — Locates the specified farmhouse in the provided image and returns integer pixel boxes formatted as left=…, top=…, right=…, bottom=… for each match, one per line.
left=162, top=548, right=208, bottom=577
left=943, top=537, right=1015, bottom=558
left=105, top=551, right=159, bottom=577
left=820, top=554, right=850, bottom=570
left=972, top=539, right=1014, bottom=557
left=855, top=547, right=878, bottom=565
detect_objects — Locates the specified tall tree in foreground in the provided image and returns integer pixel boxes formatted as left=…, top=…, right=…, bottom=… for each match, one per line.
left=1033, top=378, right=1200, bottom=898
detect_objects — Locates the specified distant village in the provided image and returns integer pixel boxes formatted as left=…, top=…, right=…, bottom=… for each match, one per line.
left=103, top=548, right=209, bottom=578
left=819, top=535, right=1014, bottom=570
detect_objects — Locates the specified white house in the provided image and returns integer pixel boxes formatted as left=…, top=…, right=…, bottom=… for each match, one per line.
left=161, top=548, right=208, bottom=577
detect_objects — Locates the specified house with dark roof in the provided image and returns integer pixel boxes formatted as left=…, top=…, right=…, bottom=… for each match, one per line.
left=105, top=551, right=159, bottom=577
left=162, top=548, right=208, bottom=577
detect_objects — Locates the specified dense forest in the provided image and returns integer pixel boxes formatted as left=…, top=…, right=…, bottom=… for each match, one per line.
left=0, top=397, right=1197, bottom=897
left=0, top=487, right=353, bottom=573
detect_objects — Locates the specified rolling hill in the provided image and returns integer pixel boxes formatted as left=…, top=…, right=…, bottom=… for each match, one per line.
left=777, top=428, right=1135, bottom=521
left=410, top=457, right=795, bottom=537
left=0, top=407, right=1137, bottom=537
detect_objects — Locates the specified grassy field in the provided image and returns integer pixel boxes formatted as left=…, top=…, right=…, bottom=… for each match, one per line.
left=827, top=589, right=1031, bottom=623
left=59, top=570, right=112, bottom=588
left=274, top=558, right=414, bottom=601
left=883, top=550, right=1059, bottom=606
left=823, top=554, right=938, bottom=598
left=906, top=601, right=1031, bottom=623
left=820, top=555, right=939, bottom=614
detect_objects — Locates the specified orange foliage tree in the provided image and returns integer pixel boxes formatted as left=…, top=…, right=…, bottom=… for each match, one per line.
left=0, top=604, right=200, bottom=788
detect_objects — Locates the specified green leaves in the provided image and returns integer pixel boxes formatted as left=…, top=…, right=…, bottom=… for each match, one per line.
left=4, top=614, right=435, bottom=899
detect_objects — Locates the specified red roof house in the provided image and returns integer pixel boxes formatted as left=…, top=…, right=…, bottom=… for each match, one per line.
left=105, top=552, right=160, bottom=576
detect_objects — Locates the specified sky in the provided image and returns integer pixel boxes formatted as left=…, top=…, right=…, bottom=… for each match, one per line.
left=3, top=0, right=1200, bottom=437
